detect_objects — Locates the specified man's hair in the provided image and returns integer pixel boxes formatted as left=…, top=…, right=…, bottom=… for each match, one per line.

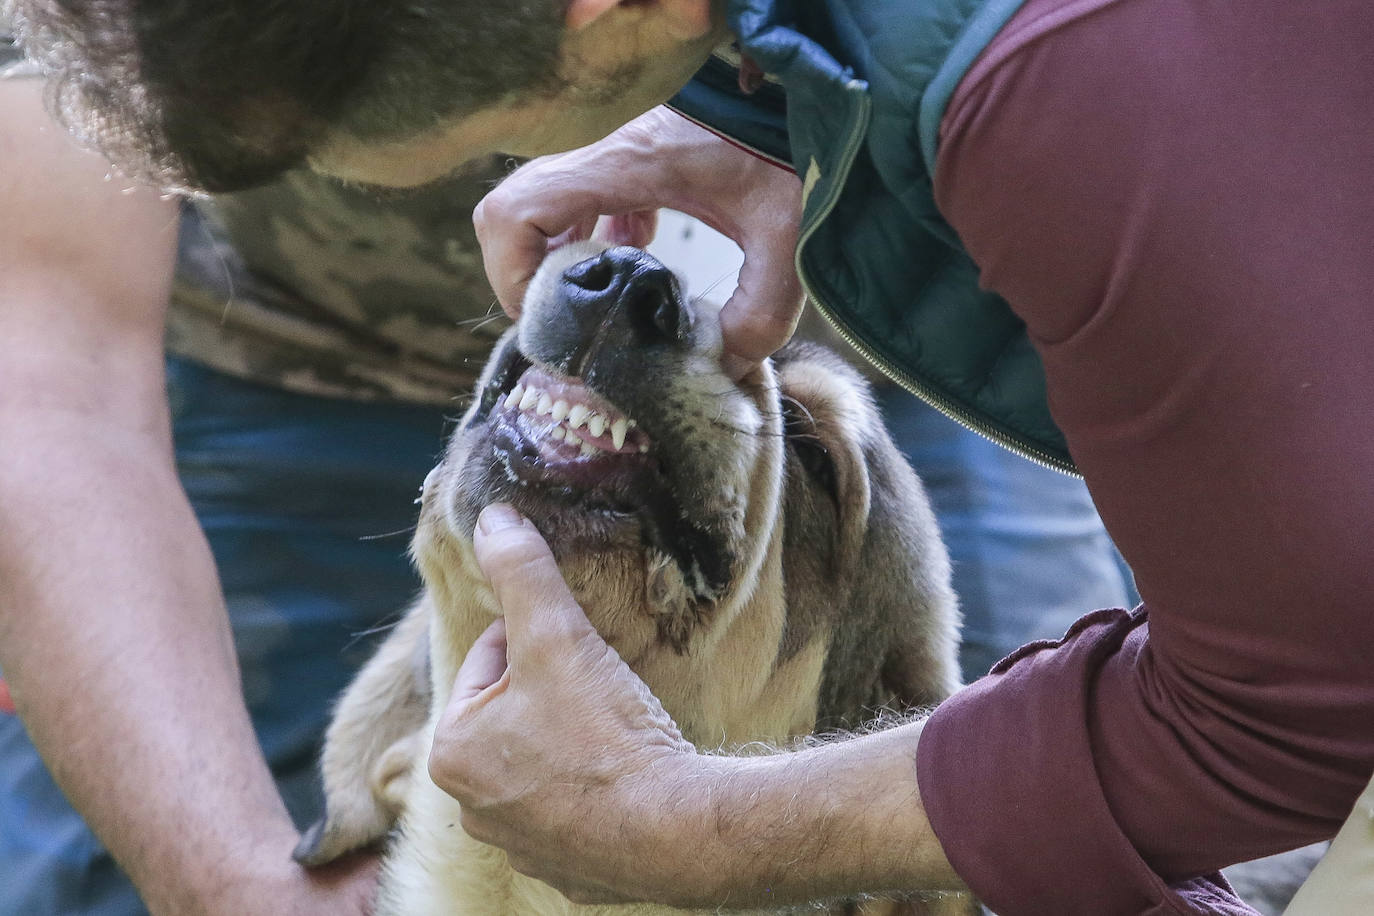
left=9, top=0, right=564, bottom=192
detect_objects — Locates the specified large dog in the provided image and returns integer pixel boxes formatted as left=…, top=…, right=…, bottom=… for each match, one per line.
left=294, top=242, right=973, bottom=914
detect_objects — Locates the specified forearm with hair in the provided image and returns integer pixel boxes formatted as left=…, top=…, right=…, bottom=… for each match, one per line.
left=0, top=408, right=305, bottom=914
left=0, top=76, right=334, bottom=914
left=658, top=719, right=965, bottom=908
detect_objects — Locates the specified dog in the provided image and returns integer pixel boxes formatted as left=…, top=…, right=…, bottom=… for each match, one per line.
left=293, top=242, right=975, bottom=914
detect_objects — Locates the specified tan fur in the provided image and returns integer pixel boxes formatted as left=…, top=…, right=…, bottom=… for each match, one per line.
left=300, top=243, right=977, bottom=915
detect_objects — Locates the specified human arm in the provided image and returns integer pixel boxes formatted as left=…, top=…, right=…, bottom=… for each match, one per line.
left=426, top=505, right=964, bottom=907
left=473, top=105, right=803, bottom=377
left=901, top=4, right=1374, bottom=912
left=0, top=79, right=376, bottom=914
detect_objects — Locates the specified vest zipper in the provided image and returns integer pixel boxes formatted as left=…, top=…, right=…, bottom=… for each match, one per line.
left=793, top=83, right=1080, bottom=477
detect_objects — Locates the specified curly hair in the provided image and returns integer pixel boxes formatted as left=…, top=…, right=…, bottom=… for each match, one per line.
left=8, top=0, right=564, bottom=192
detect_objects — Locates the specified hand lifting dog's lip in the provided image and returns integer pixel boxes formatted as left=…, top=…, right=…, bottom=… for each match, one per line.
left=428, top=241, right=766, bottom=606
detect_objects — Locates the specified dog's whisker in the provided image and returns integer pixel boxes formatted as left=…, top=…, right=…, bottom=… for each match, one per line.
left=357, top=525, right=418, bottom=542
left=455, top=310, right=510, bottom=333
left=780, top=393, right=817, bottom=428
left=341, top=613, right=405, bottom=652
left=692, top=269, right=738, bottom=303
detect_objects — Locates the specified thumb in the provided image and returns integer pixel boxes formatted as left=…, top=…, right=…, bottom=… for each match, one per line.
left=717, top=227, right=803, bottom=379
left=449, top=617, right=509, bottom=710
left=472, top=503, right=597, bottom=652
left=595, top=210, right=659, bottom=248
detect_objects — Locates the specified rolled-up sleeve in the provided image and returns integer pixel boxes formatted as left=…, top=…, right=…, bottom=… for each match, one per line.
left=919, top=610, right=1264, bottom=915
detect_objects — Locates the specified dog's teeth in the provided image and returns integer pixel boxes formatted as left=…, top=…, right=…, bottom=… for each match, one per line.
left=587, top=413, right=606, bottom=438
left=568, top=404, right=589, bottom=429
left=519, top=387, right=540, bottom=411
left=536, top=393, right=553, bottom=415
left=638, top=443, right=650, bottom=454
left=504, top=384, right=524, bottom=410
left=610, top=417, right=629, bottom=450
left=550, top=426, right=566, bottom=441
left=580, top=443, right=599, bottom=458
left=551, top=399, right=570, bottom=421
left=565, top=431, right=583, bottom=448
left=627, top=418, right=637, bottom=428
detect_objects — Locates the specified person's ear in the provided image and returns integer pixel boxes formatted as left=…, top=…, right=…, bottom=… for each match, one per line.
left=565, top=0, right=714, bottom=37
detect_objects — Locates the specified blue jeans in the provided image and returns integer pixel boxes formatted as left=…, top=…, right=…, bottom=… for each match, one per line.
left=0, top=359, right=449, bottom=915
left=876, top=385, right=1138, bottom=681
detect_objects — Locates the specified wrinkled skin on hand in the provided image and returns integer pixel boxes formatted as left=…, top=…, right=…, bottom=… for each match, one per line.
left=424, top=504, right=967, bottom=911
left=473, top=106, right=804, bottom=378
left=427, top=504, right=706, bottom=906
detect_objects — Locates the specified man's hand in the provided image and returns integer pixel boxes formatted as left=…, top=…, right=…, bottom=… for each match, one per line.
left=473, top=106, right=804, bottom=378
left=428, top=503, right=700, bottom=905
left=429, top=504, right=966, bottom=908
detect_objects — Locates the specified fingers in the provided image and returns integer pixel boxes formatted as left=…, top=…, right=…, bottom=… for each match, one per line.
left=718, top=258, right=804, bottom=378
left=473, top=190, right=564, bottom=320
left=707, top=144, right=804, bottom=378
left=473, top=108, right=692, bottom=321
left=596, top=210, right=659, bottom=248
left=471, top=503, right=596, bottom=652
left=295, top=847, right=382, bottom=914
left=472, top=103, right=804, bottom=378
left=545, top=217, right=599, bottom=258
left=475, top=171, right=648, bottom=320
left=449, top=618, right=509, bottom=711
left=717, top=198, right=804, bottom=378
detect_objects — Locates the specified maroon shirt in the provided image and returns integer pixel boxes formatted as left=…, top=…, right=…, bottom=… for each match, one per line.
left=916, top=0, right=1374, bottom=912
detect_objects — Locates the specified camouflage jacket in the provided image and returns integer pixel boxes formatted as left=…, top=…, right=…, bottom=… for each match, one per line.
left=3, top=20, right=513, bottom=406
left=170, top=168, right=514, bottom=404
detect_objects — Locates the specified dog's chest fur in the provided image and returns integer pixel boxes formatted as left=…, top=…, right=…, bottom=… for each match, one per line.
left=376, top=527, right=835, bottom=916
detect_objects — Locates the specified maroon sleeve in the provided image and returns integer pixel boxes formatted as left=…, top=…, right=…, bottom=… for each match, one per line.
left=917, top=0, right=1374, bottom=912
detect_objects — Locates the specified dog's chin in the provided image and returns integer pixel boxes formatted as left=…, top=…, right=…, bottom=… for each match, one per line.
left=475, top=425, right=659, bottom=557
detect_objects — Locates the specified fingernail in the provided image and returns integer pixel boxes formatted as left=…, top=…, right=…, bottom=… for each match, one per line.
left=477, top=503, right=525, bottom=535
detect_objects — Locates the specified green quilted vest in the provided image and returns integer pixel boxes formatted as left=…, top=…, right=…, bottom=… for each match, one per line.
left=671, top=0, right=1076, bottom=473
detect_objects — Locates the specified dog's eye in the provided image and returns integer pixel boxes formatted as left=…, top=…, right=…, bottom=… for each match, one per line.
left=782, top=399, right=838, bottom=500
left=793, top=438, right=837, bottom=497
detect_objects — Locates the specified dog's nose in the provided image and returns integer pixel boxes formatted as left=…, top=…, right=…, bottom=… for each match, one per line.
left=561, top=247, right=691, bottom=345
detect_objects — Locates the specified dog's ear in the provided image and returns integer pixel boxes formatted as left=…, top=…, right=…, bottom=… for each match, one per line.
left=775, top=342, right=874, bottom=580
left=293, top=596, right=433, bottom=867
left=858, top=417, right=963, bottom=709
left=775, top=342, right=962, bottom=721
